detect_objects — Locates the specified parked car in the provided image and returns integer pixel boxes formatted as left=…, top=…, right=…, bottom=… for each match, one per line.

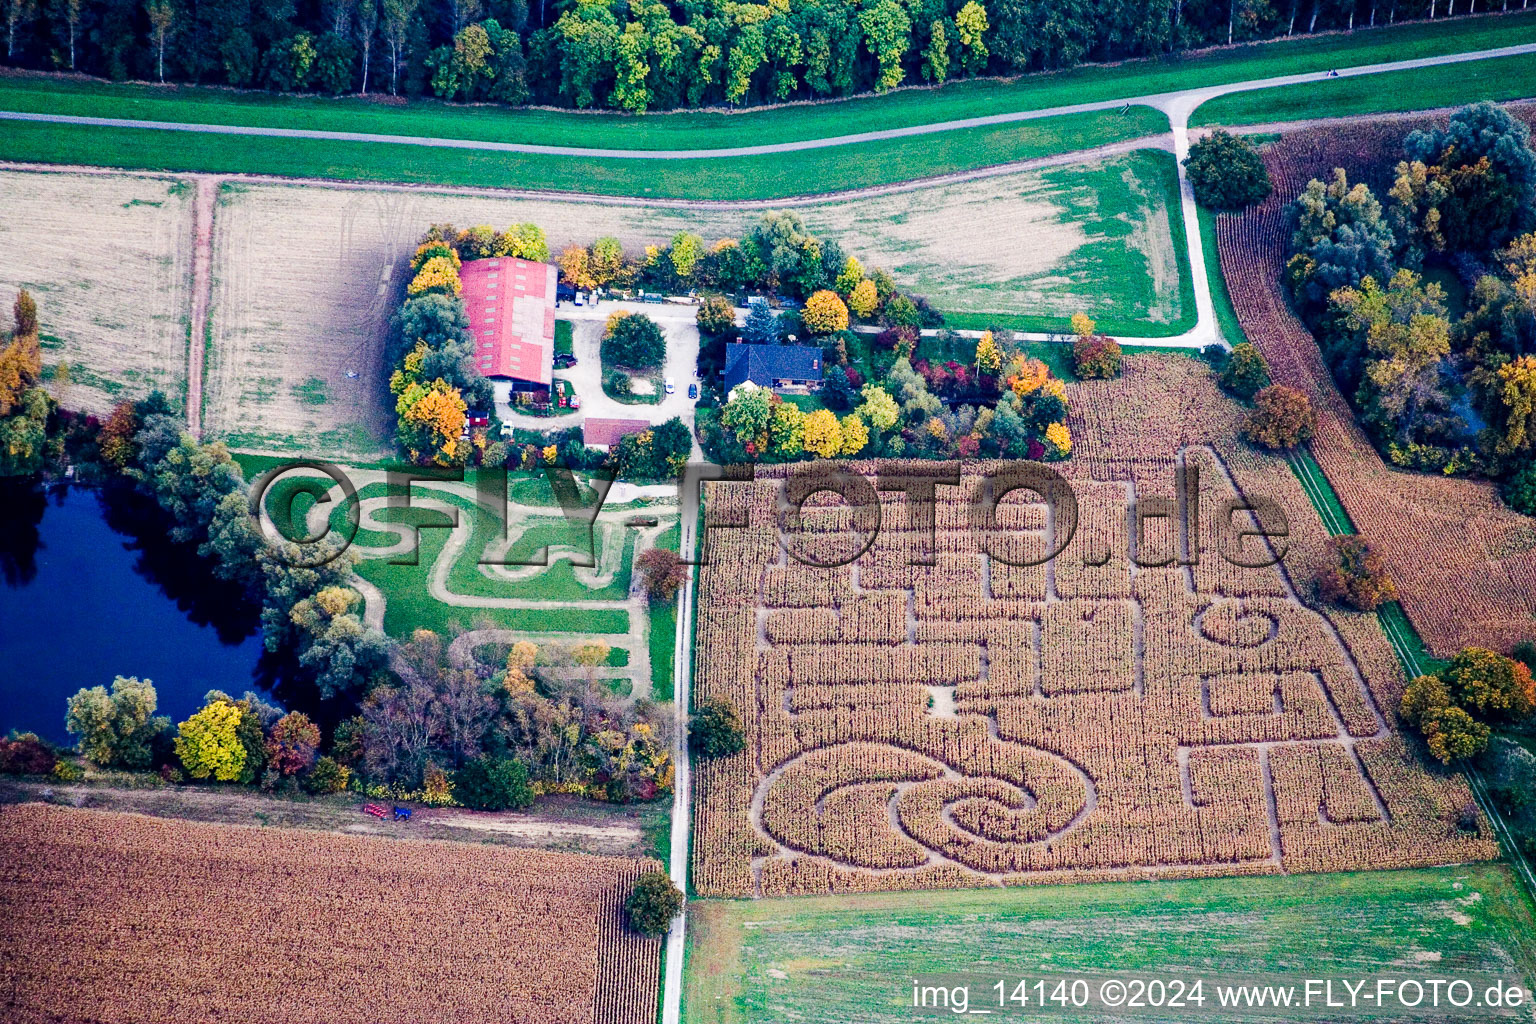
left=571, top=395, right=582, bottom=409
left=553, top=353, right=577, bottom=369
left=665, top=377, right=675, bottom=394
left=573, top=291, right=585, bottom=306
left=500, top=423, right=514, bottom=438
left=688, top=383, right=698, bottom=399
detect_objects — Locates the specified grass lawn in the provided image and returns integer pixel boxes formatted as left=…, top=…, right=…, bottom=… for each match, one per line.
left=554, top=319, right=573, bottom=356
left=1, top=14, right=1529, bottom=150
left=0, top=110, right=1168, bottom=200
left=1193, top=50, right=1536, bottom=126
left=647, top=524, right=681, bottom=703
left=684, top=864, right=1536, bottom=1024
left=1198, top=205, right=1249, bottom=348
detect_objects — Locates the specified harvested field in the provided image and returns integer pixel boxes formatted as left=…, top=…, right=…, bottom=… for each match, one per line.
left=0, top=168, right=192, bottom=414
left=690, top=355, right=1496, bottom=898
left=0, top=802, right=661, bottom=1024
left=1215, top=118, right=1536, bottom=657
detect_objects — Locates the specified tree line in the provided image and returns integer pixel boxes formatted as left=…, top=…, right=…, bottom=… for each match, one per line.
left=0, top=0, right=1513, bottom=112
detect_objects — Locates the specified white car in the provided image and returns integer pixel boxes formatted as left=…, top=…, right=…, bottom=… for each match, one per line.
left=665, top=377, right=676, bottom=394
left=500, top=423, right=514, bottom=439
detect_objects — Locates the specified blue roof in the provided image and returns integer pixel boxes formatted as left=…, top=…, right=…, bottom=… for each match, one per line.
left=724, top=343, right=824, bottom=390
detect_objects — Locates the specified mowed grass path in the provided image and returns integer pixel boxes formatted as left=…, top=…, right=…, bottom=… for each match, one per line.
left=684, top=865, right=1536, bottom=1024
left=1193, top=50, right=1536, bottom=126
left=2, top=14, right=1532, bottom=151
left=0, top=109, right=1165, bottom=200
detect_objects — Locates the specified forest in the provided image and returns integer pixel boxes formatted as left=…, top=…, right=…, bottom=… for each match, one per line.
left=0, top=0, right=1511, bottom=113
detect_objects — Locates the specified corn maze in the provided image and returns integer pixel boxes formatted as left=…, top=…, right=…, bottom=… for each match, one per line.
left=692, top=358, right=1497, bottom=897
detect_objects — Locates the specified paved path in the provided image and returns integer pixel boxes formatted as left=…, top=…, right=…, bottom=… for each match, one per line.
left=2, top=42, right=1531, bottom=159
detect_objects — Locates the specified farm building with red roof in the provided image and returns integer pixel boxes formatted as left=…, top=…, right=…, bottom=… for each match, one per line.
left=583, top=417, right=652, bottom=449
left=459, top=257, right=556, bottom=391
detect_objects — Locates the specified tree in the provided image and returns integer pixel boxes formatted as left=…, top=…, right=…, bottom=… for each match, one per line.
left=833, top=256, right=863, bottom=296
left=453, top=754, right=534, bottom=810
left=973, top=331, right=1002, bottom=375
left=1242, top=385, right=1315, bottom=450
left=396, top=378, right=467, bottom=465
left=669, top=232, right=704, bottom=281
left=4, top=0, right=35, bottom=61
left=1288, top=170, right=1396, bottom=310
left=602, top=312, right=666, bottom=369
left=355, top=0, right=378, bottom=93
left=625, top=870, right=683, bottom=936
left=1069, top=311, right=1095, bottom=339
left=921, top=18, right=948, bottom=83
left=858, top=0, right=910, bottom=92
left=1405, top=102, right=1536, bottom=250
left=721, top=383, right=773, bottom=450
left=839, top=413, right=868, bottom=455
left=858, top=384, right=899, bottom=433
left=1184, top=129, right=1273, bottom=210
left=65, top=677, right=168, bottom=769
left=822, top=365, right=857, bottom=411
left=847, top=278, right=878, bottom=319
left=145, top=0, right=174, bottom=81
left=1315, top=535, right=1397, bottom=611
left=695, top=293, right=735, bottom=337
left=741, top=302, right=780, bottom=345
left=1421, top=704, right=1491, bottom=764
left=1443, top=648, right=1536, bottom=722
left=174, top=699, right=248, bottom=782
left=12, top=288, right=36, bottom=335
left=265, top=711, right=321, bottom=777
left=504, top=640, right=539, bottom=693
left=801, top=407, right=842, bottom=458
left=0, top=734, right=56, bottom=775
left=688, top=697, right=745, bottom=759
left=1503, top=462, right=1536, bottom=516
left=1219, top=342, right=1270, bottom=399
left=637, top=546, right=687, bottom=601
left=953, top=0, right=988, bottom=76
left=802, top=289, right=849, bottom=335
left=1493, top=355, right=1536, bottom=458
left=380, top=0, right=418, bottom=94
left=1073, top=335, right=1122, bottom=379
left=302, top=755, right=351, bottom=794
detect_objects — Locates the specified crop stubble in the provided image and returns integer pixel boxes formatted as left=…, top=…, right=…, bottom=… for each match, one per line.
left=691, top=356, right=1496, bottom=898
left=0, top=803, right=660, bottom=1024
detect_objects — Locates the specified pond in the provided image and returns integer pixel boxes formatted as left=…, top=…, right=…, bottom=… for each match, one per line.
left=0, top=480, right=270, bottom=746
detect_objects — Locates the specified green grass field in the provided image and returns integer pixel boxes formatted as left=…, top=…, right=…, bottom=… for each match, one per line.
left=2, top=14, right=1529, bottom=150
left=1199, top=205, right=1250, bottom=348
left=1193, top=51, right=1536, bottom=126
left=684, top=864, right=1536, bottom=1024
left=938, top=149, right=1195, bottom=336
left=0, top=109, right=1167, bottom=200
left=647, top=524, right=681, bottom=703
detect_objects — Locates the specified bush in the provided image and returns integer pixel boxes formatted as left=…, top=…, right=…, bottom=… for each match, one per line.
left=1072, top=335, right=1122, bottom=379
left=1241, top=385, right=1315, bottom=450
left=1503, top=463, right=1536, bottom=516
left=1184, top=129, right=1273, bottom=210
left=301, top=755, right=350, bottom=795
left=1219, top=342, right=1270, bottom=399
left=625, top=870, right=683, bottom=936
left=0, top=734, right=56, bottom=775
left=453, top=755, right=534, bottom=811
left=602, top=313, right=666, bottom=370
left=605, top=371, right=633, bottom=397
left=689, top=697, right=746, bottom=759
left=802, top=290, right=850, bottom=335
left=1315, top=535, right=1397, bottom=611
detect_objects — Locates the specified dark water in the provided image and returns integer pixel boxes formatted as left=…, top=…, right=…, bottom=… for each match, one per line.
left=0, top=480, right=269, bottom=745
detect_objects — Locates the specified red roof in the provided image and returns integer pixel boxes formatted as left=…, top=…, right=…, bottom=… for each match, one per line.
left=460, top=257, right=556, bottom=386
left=583, top=417, right=652, bottom=448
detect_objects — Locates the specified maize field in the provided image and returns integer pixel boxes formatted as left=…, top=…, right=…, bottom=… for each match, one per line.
left=691, top=356, right=1498, bottom=897
left=0, top=803, right=660, bottom=1024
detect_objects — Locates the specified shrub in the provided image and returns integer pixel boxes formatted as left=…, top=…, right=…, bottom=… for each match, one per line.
left=606, top=371, right=633, bottom=397
left=1069, top=311, right=1095, bottom=338
left=884, top=295, right=920, bottom=328
left=602, top=312, right=666, bottom=370
left=802, top=290, right=850, bottom=335
left=1315, top=535, right=1397, bottom=611
left=0, top=735, right=56, bottom=775
left=1219, top=342, right=1270, bottom=399
left=1241, top=385, right=1315, bottom=449
left=689, top=698, right=746, bottom=759
left=625, top=870, right=683, bottom=936
left=1184, top=129, right=1273, bottom=210
left=1503, top=463, right=1536, bottom=516
left=1073, top=335, right=1122, bottom=379
left=453, top=755, right=534, bottom=811
left=848, top=279, right=879, bottom=319
left=301, top=755, right=351, bottom=795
